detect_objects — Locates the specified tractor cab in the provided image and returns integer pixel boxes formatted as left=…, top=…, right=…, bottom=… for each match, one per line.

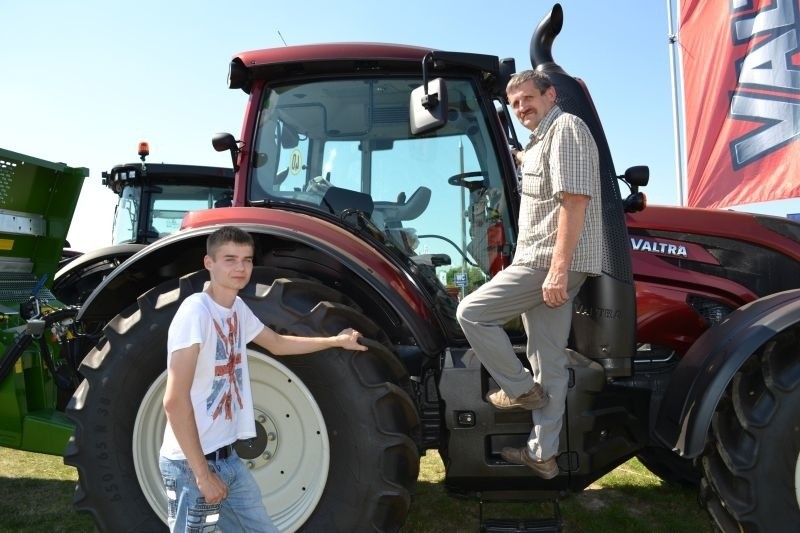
left=213, top=47, right=525, bottom=347
left=102, top=143, right=233, bottom=245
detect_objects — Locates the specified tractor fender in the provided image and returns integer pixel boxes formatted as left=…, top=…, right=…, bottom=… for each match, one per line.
left=77, top=208, right=443, bottom=353
left=653, top=288, right=800, bottom=458
left=54, top=243, right=145, bottom=281
left=52, top=244, right=146, bottom=305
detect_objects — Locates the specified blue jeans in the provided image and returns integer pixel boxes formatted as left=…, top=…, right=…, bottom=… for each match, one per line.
left=159, top=452, right=278, bottom=532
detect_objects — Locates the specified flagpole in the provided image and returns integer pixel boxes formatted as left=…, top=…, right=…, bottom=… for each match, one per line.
left=666, top=0, right=685, bottom=206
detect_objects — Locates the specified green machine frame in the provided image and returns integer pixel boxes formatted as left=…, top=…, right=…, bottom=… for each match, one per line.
left=0, top=147, right=86, bottom=455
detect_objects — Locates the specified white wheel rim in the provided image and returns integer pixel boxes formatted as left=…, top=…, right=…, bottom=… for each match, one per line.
left=795, top=448, right=800, bottom=510
left=133, top=349, right=330, bottom=532
left=133, top=369, right=168, bottom=524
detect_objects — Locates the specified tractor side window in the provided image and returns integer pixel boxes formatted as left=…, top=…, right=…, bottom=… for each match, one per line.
left=112, top=186, right=140, bottom=245
left=370, top=134, right=507, bottom=300
left=370, top=135, right=477, bottom=265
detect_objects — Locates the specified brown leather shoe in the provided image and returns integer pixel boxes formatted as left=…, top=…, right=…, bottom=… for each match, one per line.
left=485, top=382, right=548, bottom=410
left=500, top=447, right=559, bottom=479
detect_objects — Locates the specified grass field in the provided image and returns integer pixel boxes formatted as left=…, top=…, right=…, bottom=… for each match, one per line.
left=0, top=447, right=713, bottom=532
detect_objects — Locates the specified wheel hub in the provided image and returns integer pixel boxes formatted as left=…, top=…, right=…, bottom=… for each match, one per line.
left=235, top=408, right=279, bottom=469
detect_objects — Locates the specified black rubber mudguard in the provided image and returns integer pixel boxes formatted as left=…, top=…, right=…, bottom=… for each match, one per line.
left=654, top=288, right=800, bottom=457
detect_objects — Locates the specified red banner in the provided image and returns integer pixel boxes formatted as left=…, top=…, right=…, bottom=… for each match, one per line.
left=680, top=0, right=800, bottom=208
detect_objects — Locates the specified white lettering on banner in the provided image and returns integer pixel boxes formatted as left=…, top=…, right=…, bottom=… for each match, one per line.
left=729, top=0, right=800, bottom=168
left=630, top=238, right=688, bottom=257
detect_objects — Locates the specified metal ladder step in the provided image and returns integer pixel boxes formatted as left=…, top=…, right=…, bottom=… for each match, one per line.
left=479, top=499, right=562, bottom=533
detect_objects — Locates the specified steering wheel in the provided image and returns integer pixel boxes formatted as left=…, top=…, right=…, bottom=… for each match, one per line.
left=448, top=171, right=487, bottom=192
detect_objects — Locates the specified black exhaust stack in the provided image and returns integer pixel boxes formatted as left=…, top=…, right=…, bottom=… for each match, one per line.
left=532, top=3, right=637, bottom=375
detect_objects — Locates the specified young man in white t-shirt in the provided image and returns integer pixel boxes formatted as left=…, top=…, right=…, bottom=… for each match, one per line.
left=159, top=226, right=367, bottom=532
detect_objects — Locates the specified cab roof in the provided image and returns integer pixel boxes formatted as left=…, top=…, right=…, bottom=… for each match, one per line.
left=229, top=42, right=502, bottom=93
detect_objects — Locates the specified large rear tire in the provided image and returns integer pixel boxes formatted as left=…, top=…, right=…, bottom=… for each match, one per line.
left=65, top=268, right=420, bottom=532
left=700, top=325, right=800, bottom=531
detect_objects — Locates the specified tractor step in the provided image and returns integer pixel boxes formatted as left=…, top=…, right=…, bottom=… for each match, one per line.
left=479, top=499, right=562, bottom=532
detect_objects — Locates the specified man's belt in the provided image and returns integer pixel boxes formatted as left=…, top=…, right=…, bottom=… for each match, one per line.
left=205, top=444, right=234, bottom=461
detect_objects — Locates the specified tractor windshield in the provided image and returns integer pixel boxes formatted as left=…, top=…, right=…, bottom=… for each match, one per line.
left=249, top=77, right=515, bottom=295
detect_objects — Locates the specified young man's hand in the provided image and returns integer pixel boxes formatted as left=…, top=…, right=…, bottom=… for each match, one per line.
left=196, top=469, right=228, bottom=504
left=336, top=328, right=368, bottom=351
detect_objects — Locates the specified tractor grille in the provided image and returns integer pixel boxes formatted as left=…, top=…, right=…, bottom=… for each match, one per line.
left=0, top=272, right=56, bottom=304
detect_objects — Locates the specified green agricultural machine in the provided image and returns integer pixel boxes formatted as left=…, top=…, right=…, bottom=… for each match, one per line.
left=0, top=147, right=86, bottom=456
left=0, top=144, right=232, bottom=457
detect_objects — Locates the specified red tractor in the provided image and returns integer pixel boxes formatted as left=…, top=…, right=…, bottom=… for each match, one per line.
left=62, top=4, right=800, bottom=531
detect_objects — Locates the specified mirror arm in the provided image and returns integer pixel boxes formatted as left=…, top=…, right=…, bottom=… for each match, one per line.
left=212, top=133, right=242, bottom=173
left=420, top=52, right=439, bottom=109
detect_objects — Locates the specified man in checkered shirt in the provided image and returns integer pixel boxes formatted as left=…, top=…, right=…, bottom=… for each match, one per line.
left=456, top=69, right=601, bottom=479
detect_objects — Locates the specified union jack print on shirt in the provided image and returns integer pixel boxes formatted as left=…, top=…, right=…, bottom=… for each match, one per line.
left=207, top=312, right=244, bottom=420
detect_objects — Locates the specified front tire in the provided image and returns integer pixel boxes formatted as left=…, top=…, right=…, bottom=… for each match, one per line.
left=65, top=268, right=420, bottom=532
left=700, top=325, right=800, bottom=531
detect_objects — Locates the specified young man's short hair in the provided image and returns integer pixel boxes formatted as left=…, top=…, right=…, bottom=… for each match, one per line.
left=206, top=226, right=254, bottom=257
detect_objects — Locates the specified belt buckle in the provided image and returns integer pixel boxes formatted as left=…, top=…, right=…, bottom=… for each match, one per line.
left=220, top=444, right=233, bottom=459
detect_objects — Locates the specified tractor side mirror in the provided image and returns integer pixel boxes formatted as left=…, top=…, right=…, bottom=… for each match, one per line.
left=212, top=132, right=240, bottom=172
left=621, top=165, right=649, bottom=213
left=410, top=78, right=448, bottom=135
left=624, top=165, right=650, bottom=187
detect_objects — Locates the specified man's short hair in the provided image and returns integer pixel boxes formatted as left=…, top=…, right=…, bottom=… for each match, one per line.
left=506, top=70, right=553, bottom=95
left=206, top=226, right=254, bottom=257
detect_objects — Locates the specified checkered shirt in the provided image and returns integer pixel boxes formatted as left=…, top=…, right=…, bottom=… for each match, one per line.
left=513, top=105, right=602, bottom=275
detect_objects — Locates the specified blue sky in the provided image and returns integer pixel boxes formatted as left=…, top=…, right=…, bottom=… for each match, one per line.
left=2, top=0, right=797, bottom=251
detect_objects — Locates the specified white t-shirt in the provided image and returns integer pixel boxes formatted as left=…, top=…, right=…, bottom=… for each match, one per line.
left=160, top=292, right=265, bottom=460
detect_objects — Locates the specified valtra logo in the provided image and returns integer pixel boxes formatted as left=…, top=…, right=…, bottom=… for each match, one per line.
left=629, top=237, right=688, bottom=257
